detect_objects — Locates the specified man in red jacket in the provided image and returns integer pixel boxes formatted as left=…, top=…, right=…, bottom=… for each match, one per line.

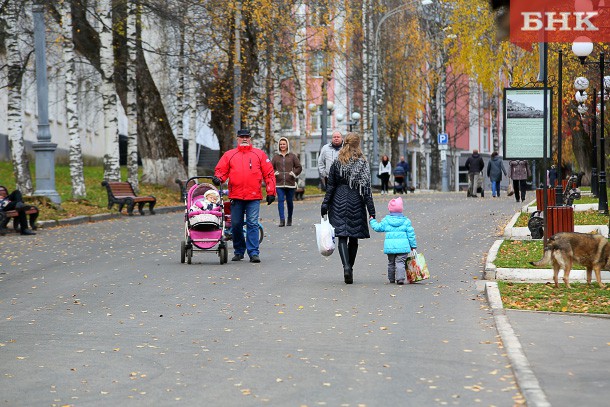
left=213, top=129, right=276, bottom=263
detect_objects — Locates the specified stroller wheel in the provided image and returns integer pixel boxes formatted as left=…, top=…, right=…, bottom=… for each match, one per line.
left=219, top=246, right=228, bottom=264
left=186, top=247, right=193, bottom=264
left=180, top=241, right=186, bottom=264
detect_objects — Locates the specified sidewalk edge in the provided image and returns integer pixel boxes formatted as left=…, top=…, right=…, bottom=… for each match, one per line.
left=485, top=282, right=551, bottom=407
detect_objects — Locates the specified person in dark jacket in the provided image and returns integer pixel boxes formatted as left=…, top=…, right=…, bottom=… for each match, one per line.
left=321, top=133, right=376, bottom=284
left=213, top=128, right=276, bottom=263
left=465, top=149, right=485, bottom=197
left=397, top=156, right=410, bottom=191
left=486, top=151, right=507, bottom=197
left=392, top=165, right=406, bottom=194
left=0, top=186, right=36, bottom=235
left=271, top=137, right=302, bottom=227
left=509, top=159, right=531, bottom=203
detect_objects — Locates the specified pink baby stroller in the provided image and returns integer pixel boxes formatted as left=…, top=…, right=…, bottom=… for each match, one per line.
left=180, top=176, right=229, bottom=264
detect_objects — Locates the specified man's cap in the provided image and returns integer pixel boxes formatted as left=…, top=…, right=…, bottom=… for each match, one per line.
left=237, top=129, right=251, bottom=137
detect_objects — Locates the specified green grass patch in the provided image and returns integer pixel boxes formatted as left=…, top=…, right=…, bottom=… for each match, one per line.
left=1, top=161, right=325, bottom=221
left=530, top=193, right=601, bottom=206
left=494, top=240, right=546, bottom=268
left=1, top=161, right=182, bottom=221
left=513, top=210, right=608, bottom=227
left=498, top=281, right=610, bottom=314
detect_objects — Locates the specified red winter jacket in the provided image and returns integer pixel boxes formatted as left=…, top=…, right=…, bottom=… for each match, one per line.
left=214, top=145, right=276, bottom=200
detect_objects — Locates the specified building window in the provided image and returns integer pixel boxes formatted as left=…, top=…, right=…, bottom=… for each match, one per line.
left=310, top=151, right=318, bottom=168
left=309, top=51, right=324, bottom=77
left=310, top=109, right=319, bottom=130
left=281, top=106, right=293, bottom=130
left=483, top=127, right=489, bottom=151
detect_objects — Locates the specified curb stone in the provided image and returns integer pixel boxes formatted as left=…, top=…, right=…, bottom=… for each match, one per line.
left=485, top=282, right=551, bottom=407
left=35, top=206, right=184, bottom=229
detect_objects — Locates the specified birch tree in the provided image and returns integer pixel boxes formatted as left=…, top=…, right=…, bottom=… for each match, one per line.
left=99, top=0, right=120, bottom=181
left=5, top=1, right=32, bottom=193
left=175, top=21, right=185, bottom=156
left=61, top=0, right=86, bottom=199
left=126, top=0, right=139, bottom=191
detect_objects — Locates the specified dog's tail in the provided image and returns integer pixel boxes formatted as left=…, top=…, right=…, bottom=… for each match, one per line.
left=530, top=247, right=553, bottom=267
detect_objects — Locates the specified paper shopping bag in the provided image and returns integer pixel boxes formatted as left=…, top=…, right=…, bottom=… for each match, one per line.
left=406, top=253, right=430, bottom=283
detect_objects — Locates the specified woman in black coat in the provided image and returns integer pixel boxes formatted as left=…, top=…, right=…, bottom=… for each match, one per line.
left=321, top=133, right=376, bottom=284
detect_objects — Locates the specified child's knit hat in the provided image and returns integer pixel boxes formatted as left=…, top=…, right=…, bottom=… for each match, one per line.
left=204, top=189, right=219, bottom=202
left=388, top=197, right=403, bottom=213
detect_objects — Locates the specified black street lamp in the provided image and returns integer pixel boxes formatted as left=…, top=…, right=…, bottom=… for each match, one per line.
left=572, top=40, right=608, bottom=214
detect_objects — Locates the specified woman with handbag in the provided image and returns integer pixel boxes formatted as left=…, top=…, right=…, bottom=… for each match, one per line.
left=321, top=133, right=376, bottom=284
left=509, top=159, right=531, bottom=203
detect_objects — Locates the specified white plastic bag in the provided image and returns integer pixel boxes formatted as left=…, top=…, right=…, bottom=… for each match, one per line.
left=315, top=216, right=335, bottom=256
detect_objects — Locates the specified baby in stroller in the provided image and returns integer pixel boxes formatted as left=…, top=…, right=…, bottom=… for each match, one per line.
left=188, top=187, right=223, bottom=231
left=190, top=189, right=222, bottom=213
left=181, top=179, right=229, bottom=264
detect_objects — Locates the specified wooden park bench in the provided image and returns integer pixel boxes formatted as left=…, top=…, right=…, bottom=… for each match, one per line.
left=101, top=181, right=156, bottom=216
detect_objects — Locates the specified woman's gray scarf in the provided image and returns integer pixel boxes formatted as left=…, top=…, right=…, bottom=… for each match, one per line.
left=339, top=158, right=371, bottom=196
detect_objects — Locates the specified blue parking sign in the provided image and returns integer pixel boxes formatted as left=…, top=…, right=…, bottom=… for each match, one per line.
left=438, top=133, right=448, bottom=145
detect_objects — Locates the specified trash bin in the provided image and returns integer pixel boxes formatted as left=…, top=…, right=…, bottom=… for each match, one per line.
left=535, top=188, right=556, bottom=211
left=546, top=206, right=574, bottom=238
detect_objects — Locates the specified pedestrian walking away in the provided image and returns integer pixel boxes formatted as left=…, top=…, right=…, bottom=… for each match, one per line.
left=0, top=186, right=36, bottom=235
left=487, top=151, right=507, bottom=198
left=317, top=131, right=343, bottom=191
left=320, top=132, right=376, bottom=284
left=271, top=137, right=302, bottom=227
left=369, top=196, right=417, bottom=285
left=509, top=159, right=531, bottom=203
left=465, top=149, right=485, bottom=198
left=378, top=155, right=391, bottom=194
left=213, top=128, right=276, bottom=263
left=394, top=155, right=410, bottom=193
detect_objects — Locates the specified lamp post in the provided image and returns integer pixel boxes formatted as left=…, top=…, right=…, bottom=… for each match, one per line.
left=572, top=40, right=608, bottom=214
left=32, top=1, right=60, bottom=204
left=310, top=101, right=334, bottom=148
left=371, top=0, right=432, bottom=186
left=336, top=112, right=361, bottom=132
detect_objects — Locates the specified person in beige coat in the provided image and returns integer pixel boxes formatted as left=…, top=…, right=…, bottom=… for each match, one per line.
left=271, top=137, right=302, bottom=226
left=509, top=159, right=531, bottom=202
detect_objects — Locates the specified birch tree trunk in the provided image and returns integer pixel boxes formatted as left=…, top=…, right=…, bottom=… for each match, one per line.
left=100, top=0, right=121, bottom=181
left=293, top=4, right=307, bottom=140
left=362, top=0, right=371, bottom=156
left=6, top=2, right=32, bottom=193
left=61, top=0, right=86, bottom=199
left=188, top=88, right=197, bottom=178
left=126, top=0, right=139, bottom=192
left=186, top=15, right=197, bottom=178
left=175, top=24, right=185, bottom=156
left=272, top=67, right=282, bottom=147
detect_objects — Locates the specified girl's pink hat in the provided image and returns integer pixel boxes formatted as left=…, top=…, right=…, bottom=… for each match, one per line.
left=388, top=197, right=403, bottom=213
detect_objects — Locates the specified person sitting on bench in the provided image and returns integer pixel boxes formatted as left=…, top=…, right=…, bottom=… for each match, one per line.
left=0, top=186, right=36, bottom=236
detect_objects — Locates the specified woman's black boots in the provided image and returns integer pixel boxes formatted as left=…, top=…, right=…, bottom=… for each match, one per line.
left=348, top=241, right=358, bottom=268
left=338, top=238, right=353, bottom=284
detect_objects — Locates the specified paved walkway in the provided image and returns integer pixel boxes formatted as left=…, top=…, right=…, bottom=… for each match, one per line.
left=1, top=192, right=608, bottom=406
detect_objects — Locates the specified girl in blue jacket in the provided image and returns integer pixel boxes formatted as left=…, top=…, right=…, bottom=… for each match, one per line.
left=369, top=197, right=417, bottom=284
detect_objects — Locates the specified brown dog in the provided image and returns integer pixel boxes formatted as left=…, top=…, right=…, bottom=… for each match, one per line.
left=530, top=232, right=609, bottom=289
